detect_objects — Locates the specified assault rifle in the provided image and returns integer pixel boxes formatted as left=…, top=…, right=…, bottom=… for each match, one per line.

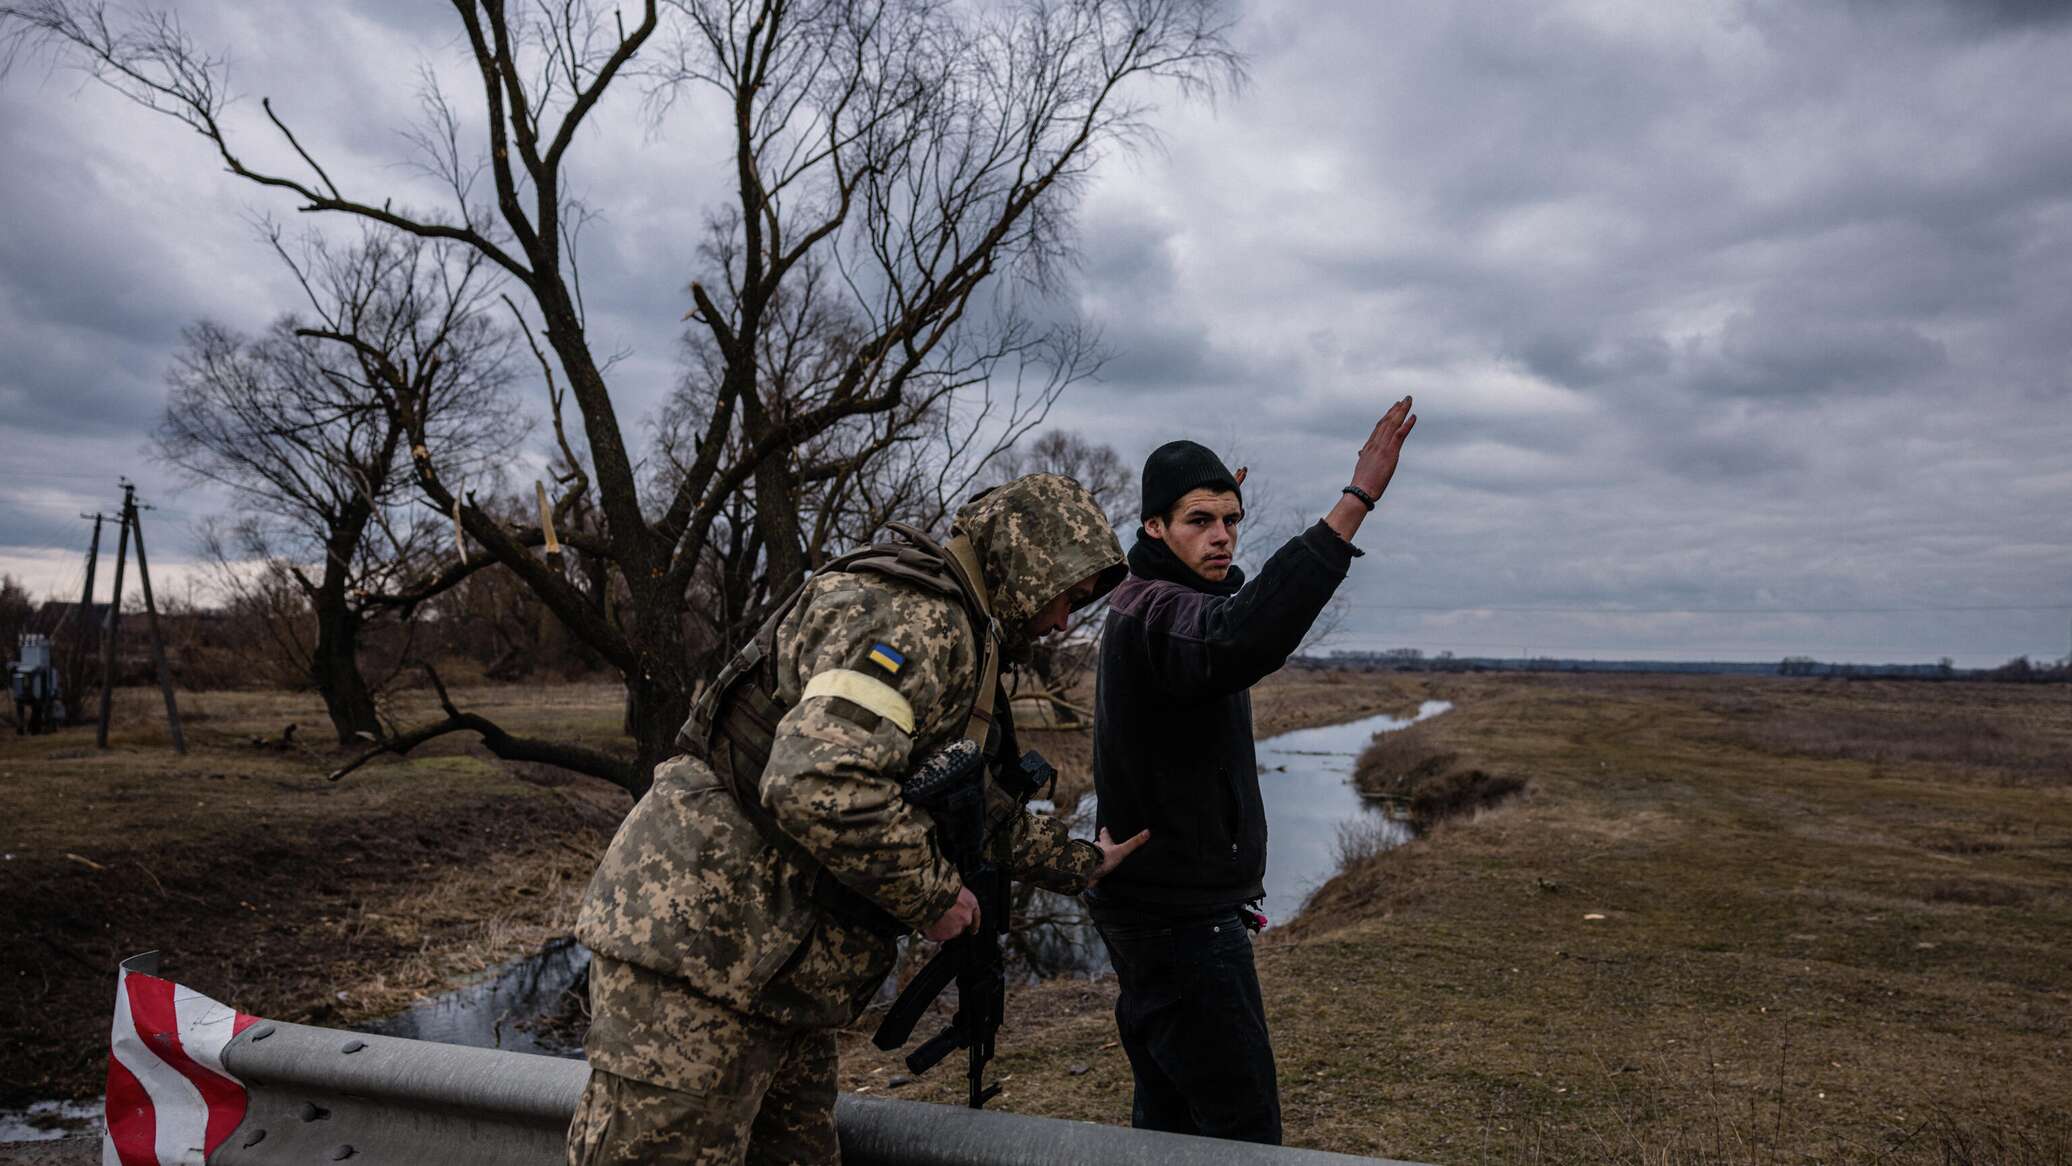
left=872, top=737, right=1055, bottom=1109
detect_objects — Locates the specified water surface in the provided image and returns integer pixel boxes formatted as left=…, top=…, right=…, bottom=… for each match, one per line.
left=1015, top=699, right=1453, bottom=976
left=0, top=1099, right=101, bottom=1144
left=354, top=935, right=590, bottom=1056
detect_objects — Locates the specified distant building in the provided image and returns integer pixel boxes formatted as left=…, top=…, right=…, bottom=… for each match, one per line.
left=35, top=600, right=112, bottom=632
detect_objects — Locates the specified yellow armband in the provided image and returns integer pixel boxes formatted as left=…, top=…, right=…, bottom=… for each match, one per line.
left=801, top=668, right=916, bottom=735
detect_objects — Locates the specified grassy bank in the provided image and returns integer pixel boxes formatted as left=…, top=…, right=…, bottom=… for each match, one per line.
left=848, top=673, right=2072, bottom=1164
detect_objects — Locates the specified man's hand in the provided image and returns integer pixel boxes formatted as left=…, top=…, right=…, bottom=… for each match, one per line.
left=1087, top=827, right=1151, bottom=887
left=1351, top=395, right=1416, bottom=501
left=923, top=885, right=981, bottom=942
left=1325, top=395, right=1417, bottom=542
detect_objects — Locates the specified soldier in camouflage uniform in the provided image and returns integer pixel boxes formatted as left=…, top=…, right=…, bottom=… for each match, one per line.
left=568, top=473, right=1145, bottom=1165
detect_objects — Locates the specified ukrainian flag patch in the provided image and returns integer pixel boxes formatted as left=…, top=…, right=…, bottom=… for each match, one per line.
left=866, top=643, right=906, bottom=675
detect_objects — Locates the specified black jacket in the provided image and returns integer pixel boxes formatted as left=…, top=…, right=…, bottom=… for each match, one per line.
left=1088, top=521, right=1360, bottom=920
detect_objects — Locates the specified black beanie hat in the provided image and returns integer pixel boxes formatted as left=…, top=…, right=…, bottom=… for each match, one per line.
left=1140, top=440, right=1242, bottom=520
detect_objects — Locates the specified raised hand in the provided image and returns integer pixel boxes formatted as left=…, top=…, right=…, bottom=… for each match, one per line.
left=1350, top=395, right=1417, bottom=502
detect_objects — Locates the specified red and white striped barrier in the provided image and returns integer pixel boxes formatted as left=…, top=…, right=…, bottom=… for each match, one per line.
left=103, top=952, right=258, bottom=1166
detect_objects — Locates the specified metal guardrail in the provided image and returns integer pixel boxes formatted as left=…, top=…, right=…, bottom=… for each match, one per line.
left=212, top=1020, right=576, bottom=1164
left=835, top=1094, right=1427, bottom=1166
left=102, top=953, right=1429, bottom=1166
left=207, top=1018, right=1428, bottom=1166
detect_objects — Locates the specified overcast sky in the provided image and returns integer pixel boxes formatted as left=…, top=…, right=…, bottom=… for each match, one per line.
left=4, top=0, right=2069, bottom=667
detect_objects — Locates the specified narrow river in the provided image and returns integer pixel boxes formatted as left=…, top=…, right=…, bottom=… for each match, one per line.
left=1250, top=698, right=1453, bottom=918
left=1015, top=699, right=1453, bottom=976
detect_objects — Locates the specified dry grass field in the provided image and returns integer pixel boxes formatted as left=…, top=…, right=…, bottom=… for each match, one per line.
left=8, top=670, right=2070, bottom=1166
left=845, top=673, right=2072, bottom=1165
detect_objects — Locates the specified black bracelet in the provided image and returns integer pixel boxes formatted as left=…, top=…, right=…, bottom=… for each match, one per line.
left=1342, top=484, right=1377, bottom=511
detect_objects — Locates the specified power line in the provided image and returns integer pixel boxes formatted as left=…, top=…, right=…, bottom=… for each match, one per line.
left=0, top=511, right=94, bottom=561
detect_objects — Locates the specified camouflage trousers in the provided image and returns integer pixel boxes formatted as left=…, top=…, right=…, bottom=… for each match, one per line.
left=568, top=956, right=841, bottom=1166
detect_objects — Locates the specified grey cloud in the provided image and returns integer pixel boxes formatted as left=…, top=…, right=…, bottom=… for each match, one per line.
left=5, top=1, right=2071, bottom=665
left=1094, top=319, right=1230, bottom=393
left=1859, top=0, right=2072, bottom=35
left=1653, top=428, right=1810, bottom=484
left=1515, top=332, right=1673, bottom=391
left=1075, top=210, right=1258, bottom=393
left=1687, top=310, right=1948, bottom=401
left=1065, top=0, right=2072, bottom=663
left=1080, top=207, right=1179, bottom=290
left=1960, top=0, right=2072, bottom=29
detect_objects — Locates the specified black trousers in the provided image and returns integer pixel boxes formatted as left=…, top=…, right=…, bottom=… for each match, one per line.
left=1094, top=912, right=1283, bottom=1145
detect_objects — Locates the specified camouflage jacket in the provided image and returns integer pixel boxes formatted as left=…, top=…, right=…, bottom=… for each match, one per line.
left=576, top=474, right=1124, bottom=1047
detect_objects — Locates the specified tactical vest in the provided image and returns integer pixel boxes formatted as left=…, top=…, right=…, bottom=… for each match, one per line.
left=677, top=522, right=1006, bottom=938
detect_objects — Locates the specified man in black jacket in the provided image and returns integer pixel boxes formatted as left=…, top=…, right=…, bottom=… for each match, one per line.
left=1089, top=397, right=1417, bottom=1144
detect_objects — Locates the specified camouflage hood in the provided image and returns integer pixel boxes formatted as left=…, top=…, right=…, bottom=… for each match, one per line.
left=952, top=473, right=1126, bottom=639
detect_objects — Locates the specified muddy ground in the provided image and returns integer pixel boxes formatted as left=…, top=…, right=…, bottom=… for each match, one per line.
left=1, top=683, right=632, bottom=1106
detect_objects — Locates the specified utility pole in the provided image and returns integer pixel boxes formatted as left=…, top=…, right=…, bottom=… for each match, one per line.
left=69, top=512, right=105, bottom=726
left=127, top=492, right=185, bottom=753
left=95, top=483, right=134, bottom=749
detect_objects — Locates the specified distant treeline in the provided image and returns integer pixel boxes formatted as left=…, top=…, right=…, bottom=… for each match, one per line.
left=5, top=571, right=609, bottom=697
left=1315, top=648, right=2072, bottom=682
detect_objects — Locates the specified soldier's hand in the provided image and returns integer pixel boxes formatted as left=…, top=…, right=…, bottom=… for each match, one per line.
left=1087, top=827, right=1151, bottom=887
left=923, top=886, right=981, bottom=942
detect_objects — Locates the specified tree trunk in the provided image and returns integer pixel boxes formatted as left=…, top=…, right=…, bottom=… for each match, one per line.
left=618, top=674, right=679, bottom=799
left=615, top=567, right=703, bottom=798
left=752, top=454, right=809, bottom=607
left=311, top=602, right=381, bottom=746
left=311, top=514, right=382, bottom=747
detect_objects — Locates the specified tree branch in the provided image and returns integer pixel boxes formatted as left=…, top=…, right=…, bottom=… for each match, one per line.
left=330, top=662, right=638, bottom=789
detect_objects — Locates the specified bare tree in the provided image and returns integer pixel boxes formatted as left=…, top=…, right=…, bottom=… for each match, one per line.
left=994, top=429, right=1133, bottom=526
left=158, top=227, right=525, bottom=744
left=188, top=530, right=317, bottom=690
left=7, top=0, right=1242, bottom=794
left=403, top=485, right=610, bottom=683
left=653, top=245, right=1097, bottom=661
